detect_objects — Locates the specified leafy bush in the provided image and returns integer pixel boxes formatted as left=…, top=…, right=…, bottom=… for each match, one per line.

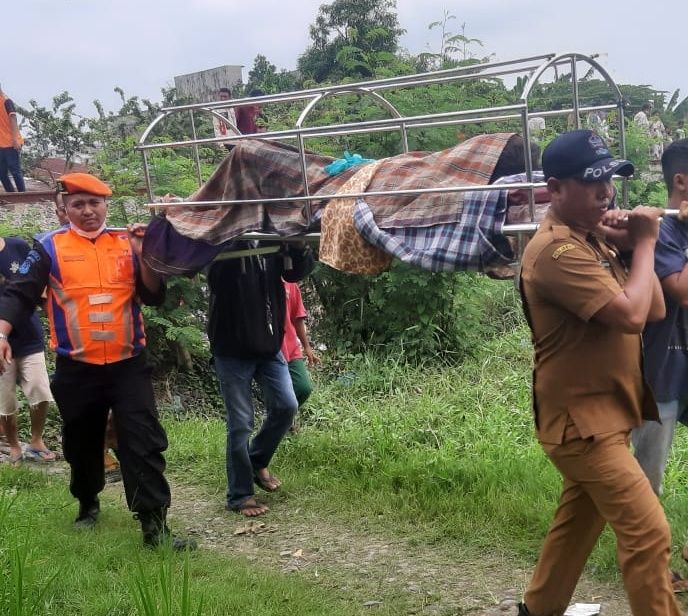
left=624, top=121, right=653, bottom=172
left=141, top=275, right=210, bottom=371
left=311, top=262, right=522, bottom=360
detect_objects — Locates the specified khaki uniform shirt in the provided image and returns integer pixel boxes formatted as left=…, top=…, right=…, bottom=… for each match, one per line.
left=520, top=211, right=658, bottom=444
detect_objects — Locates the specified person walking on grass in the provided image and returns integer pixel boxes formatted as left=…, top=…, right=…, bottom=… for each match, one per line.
left=282, top=280, right=319, bottom=406
left=0, top=84, right=26, bottom=193
left=633, top=139, right=688, bottom=498
left=208, top=243, right=314, bottom=517
left=0, top=236, right=55, bottom=464
left=517, top=130, right=680, bottom=615
left=0, top=173, right=194, bottom=550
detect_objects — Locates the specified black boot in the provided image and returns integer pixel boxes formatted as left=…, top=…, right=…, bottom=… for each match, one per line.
left=74, top=497, right=100, bottom=530
left=517, top=603, right=531, bottom=616
left=135, top=508, right=197, bottom=551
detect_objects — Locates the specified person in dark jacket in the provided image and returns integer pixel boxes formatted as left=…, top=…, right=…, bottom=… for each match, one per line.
left=208, top=243, right=314, bottom=516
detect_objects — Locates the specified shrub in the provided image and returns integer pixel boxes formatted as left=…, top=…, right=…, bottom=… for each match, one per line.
left=310, top=262, right=522, bottom=361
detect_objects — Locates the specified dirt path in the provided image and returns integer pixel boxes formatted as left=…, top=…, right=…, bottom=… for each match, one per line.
left=128, top=479, right=635, bottom=616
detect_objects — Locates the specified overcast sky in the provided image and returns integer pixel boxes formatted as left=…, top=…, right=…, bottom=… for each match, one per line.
left=3, top=0, right=685, bottom=116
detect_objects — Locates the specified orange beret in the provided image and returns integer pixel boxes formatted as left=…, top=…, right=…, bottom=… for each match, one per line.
left=57, top=173, right=112, bottom=197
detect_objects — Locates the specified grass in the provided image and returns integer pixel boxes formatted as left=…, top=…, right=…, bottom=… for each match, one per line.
left=164, top=324, right=688, bottom=583
left=0, top=465, right=367, bottom=615
left=5, top=322, right=688, bottom=612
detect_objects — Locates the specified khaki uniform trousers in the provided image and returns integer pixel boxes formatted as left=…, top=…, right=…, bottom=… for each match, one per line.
left=524, top=430, right=681, bottom=616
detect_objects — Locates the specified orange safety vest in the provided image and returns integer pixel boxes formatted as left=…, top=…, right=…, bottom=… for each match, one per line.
left=39, top=227, right=146, bottom=364
left=0, top=95, right=23, bottom=148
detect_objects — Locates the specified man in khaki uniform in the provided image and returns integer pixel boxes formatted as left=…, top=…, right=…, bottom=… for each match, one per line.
left=517, top=130, right=680, bottom=616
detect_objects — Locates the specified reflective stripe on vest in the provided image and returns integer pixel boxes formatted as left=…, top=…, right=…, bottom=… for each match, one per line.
left=40, top=228, right=146, bottom=364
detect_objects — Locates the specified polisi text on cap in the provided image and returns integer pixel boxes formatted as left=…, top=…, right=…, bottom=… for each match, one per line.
left=583, top=160, right=620, bottom=179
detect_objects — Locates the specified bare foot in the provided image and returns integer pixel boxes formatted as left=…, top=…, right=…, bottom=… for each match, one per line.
left=231, top=497, right=269, bottom=517
left=9, top=445, right=22, bottom=464
left=254, top=468, right=281, bottom=492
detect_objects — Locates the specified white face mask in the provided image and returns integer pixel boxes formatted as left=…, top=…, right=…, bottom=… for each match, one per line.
left=70, top=222, right=106, bottom=239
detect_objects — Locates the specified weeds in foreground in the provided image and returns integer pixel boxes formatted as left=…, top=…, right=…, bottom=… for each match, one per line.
left=6, top=545, right=61, bottom=616
left=0, top=470, right=364, bottom=615
left=0, top=490, right=60, bottom=616
left=130, top=548, right=203, bottom=616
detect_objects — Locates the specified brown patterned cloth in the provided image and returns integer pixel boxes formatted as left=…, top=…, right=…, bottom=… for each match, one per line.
left=146, top=133, right=525, bottom=278
left=162, top=139, right=356, bottom=243
left=353, top=132, right=513, bottom=230
left=161, top=134, right=513, bottom=247
left=318, top=133, right=515, bottom=275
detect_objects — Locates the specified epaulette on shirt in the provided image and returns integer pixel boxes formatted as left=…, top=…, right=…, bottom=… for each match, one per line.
left=551, top=225, right=571, bottom=241
left=524, top=224, right=579, bottom=267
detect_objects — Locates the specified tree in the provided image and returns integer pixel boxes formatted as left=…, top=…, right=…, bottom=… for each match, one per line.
left=418, top=11, right=486, bottom=71
left=19, top=92, right=90, bottom=169
left=246, top=54, right=300, bottom=94
left=298, top=0, right=405, bottom=82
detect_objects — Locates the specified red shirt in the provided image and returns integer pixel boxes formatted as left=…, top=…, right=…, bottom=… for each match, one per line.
left=235, top=105, right=258, bottom=134
left=281, top=281, right=307, bottom=361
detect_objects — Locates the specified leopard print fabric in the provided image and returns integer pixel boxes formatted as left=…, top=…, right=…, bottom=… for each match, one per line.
left=319, top=160, right=392, bottom=274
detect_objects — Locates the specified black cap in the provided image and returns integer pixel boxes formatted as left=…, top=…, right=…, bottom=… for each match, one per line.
left=542, top=129, right=634, bottom=182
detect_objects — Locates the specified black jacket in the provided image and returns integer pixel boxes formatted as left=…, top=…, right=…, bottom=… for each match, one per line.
left=207, top=245, right=314, bottom=359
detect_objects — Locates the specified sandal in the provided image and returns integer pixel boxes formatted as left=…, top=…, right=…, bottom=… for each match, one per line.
left=24, top=447, right=56, bottom=462
left=253, top=470, right=281, bottom=492
left=227, top=498, right=269, bottom=517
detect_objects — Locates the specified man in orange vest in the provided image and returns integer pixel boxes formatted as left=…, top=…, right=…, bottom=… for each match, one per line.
left=0, top=173, right=194, bottom=550
left=54, top=195, right=123, bottom=482
left=0, top=83, right=25, bottom=192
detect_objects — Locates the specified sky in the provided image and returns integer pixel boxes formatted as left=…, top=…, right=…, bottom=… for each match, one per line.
left=3, top=0, right=686, bottom=117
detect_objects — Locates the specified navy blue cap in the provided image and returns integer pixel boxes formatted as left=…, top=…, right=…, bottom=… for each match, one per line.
left=542, top=129, right=634, bottom=182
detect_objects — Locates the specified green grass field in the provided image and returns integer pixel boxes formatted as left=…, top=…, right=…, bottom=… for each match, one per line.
left=3, top=324, right=688, bottom=613
left=0, top=464, right=367, bottom=616
left=165, top=325, right=688, bottom=579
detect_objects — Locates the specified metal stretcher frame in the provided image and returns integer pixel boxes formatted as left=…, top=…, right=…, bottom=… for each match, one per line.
left=135, top=52, right=634, bottom=261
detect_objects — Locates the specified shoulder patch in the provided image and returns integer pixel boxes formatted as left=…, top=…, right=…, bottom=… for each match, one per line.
left=18, top=250, right=41, bottom=275
left=551, top=243, right=576, bottom=260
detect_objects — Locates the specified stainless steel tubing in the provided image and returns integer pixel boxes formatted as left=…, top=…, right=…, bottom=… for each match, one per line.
left=503, top=209, right=680, bottom=236
left=158, top=54, right=557, bottom=114
left=137, top=103, right=528, bottom=152
left=144, top=181, right=549, bottom=210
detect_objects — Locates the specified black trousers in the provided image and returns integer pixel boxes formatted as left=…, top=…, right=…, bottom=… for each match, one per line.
left=51, top=353, right=171, bottom=513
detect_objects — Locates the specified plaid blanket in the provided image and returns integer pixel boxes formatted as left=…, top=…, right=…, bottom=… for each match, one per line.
left=144, top=133, right=519, bottom=275
left=162, top=139, right=355, bottom=243
left=352, top=172, right=548, bottom=273
left=162, top=134, right=512, bottom=241
left=346, top=133, right=512, bottom=229
left=353, top=189, right=514, bottom=272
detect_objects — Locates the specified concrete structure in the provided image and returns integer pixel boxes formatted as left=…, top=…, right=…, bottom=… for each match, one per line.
left=174, top=65, right=243, bottom=103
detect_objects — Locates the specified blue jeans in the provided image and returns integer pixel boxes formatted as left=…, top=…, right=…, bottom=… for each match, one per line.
left=632, top=399, right=686, bottom=496
left=0, top=147, right=26, bottom=192
left=213, top=352, right=297, bottom=509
